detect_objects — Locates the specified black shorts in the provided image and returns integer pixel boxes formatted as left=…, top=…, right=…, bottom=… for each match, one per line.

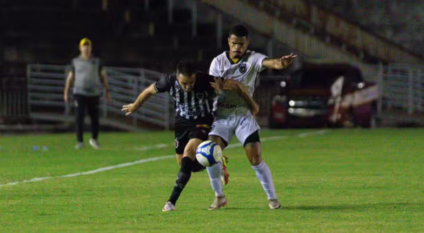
left=174, top=114, right=214, bottom=154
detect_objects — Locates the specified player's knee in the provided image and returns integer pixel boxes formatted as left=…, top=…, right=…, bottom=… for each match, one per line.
left=183, top=149, right=196, bottom=160
left=183, top=139, right=201, bottom=159
left=245, top=142, right=262, bottom=166
left=249, top=152, right=262, bottom=166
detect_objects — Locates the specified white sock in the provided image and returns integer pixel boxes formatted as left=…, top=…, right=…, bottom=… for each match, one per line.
left=252, top=161, right=277, bottom=200
left=207, top=162, right=224, bottom=197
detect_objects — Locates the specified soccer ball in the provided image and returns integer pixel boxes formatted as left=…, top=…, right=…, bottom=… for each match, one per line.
left=196, top=140, right=222, bottom=167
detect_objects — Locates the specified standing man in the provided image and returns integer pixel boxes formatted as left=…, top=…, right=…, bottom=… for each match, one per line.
left=64, top=38, right=111, bottom=150
left=206, top=25, right=297, bottom=210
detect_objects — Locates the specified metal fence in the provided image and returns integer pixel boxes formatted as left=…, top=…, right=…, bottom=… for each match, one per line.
left=27, top=64, right=170, bottom=131
left=378, top=64, right=424, bottom=114
left=0, top=90, right=28, bottom=122
left=18, top=63, right=424, bottom=130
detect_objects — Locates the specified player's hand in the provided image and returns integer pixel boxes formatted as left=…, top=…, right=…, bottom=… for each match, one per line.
left=210, top=77, right=225, bottom=92
left=279, top=53, right=297, bottom=69
left=106, top=91, right=111, bottom=103
left=250, top=102, right=260, bottom=116
left=64, top=93, right=69, bottom=103
left=121, top=103, right=138, bottom=116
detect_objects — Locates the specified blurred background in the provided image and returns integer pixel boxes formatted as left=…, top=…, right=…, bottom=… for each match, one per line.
left=1, top=0, right=423, bottom=133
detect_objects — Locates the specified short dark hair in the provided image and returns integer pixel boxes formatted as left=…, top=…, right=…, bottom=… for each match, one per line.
left=229, top=24, right=249, bottom=38
left=176, top=61, right=197, bottom=77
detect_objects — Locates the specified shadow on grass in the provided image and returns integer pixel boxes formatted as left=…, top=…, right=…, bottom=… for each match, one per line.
left=283, top=202, right=424, bottom=211
left=222, top=203, right=424, bottom=211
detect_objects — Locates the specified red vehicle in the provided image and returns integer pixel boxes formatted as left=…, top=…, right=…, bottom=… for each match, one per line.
left=269, top=63, right=379, bottom=128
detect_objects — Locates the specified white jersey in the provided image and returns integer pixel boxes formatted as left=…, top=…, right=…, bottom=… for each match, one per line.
left=209, top=51, right=267, bottom=117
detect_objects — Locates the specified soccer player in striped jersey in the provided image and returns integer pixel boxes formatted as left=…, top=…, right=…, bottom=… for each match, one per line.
left=206, top=25, right=297, bottom=210
left=122, top=61, right=258, bottom=211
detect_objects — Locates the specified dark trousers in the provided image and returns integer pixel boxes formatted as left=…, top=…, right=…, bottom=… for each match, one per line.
left=74, top=94, right=100, bottom=143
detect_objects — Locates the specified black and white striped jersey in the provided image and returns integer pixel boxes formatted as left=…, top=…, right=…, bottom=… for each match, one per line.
left=154, top=72, right=217, bottom=120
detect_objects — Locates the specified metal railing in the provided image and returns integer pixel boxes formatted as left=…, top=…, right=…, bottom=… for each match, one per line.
left=0, top=90, right=28, bottom=121
left=104, top=67, right=170, bottom=129
left=379, top=64, right=424, bottom=114
left=21, top=63, right=424, bottom=129
left=27, top=64, right=170, bottom=131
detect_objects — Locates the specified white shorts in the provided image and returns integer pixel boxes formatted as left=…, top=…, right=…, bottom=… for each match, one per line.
left=209, top=111, right=260, bottom=145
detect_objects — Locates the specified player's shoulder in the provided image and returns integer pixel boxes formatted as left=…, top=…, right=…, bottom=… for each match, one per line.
left=245, top=50, right=266, bottom=59
left=213, top=51, right=228, bottom=62
left=164, top=73, right=177, bottom=83
left=72, top=56, right=80, bottom=62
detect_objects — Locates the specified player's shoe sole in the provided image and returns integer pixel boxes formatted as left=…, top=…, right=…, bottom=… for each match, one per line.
left=221, top=156, right=229, bottom=185
left=208, top=196, right=228, bottom=210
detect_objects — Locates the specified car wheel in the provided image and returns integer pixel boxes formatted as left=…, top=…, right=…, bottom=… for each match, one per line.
left=361, top=110, right=376, bottom=128
left=269, top=107, right=286, bottom=129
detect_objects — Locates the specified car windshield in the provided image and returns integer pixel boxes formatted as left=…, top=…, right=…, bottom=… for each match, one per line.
left=291, top=68, right=362, bottom=88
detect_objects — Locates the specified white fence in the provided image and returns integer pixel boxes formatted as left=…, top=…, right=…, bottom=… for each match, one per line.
left=27, top=64, right=170, bottom=131
left=17, top=63, right=424, bottom=130
left=378, top=64, right=424, bottom=114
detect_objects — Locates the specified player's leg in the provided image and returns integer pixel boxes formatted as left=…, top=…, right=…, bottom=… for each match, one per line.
left=208, top=135, right=227, bottom=150
left=163, top=124, right=190, bottom=211
left=164, top=123, right=210, bottom=211
left=175, top=153, right=183, bottom=167
left=87, top=96, right=100, bottom=149
left=236, top=114, right=281, bottom=209
left=208, top=134, right=229, bottom=184
left=74, top=94, right=86, bottom=149
left=165, top=138, right=201, bottom=212
left=173, top=127, right=188, bottom=166
left=190, top=124, right=213, bottom=173
left=206, top=119, right=233, bottom=210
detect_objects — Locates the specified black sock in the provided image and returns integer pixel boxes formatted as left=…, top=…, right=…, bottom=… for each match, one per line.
left=192, top=158, right=206, bottom=172
left=168, top=157, right=193, bottom=205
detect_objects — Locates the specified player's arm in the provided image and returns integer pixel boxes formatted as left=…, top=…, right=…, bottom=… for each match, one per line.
left=211, top=78, right=259, bottom=116
left=226, top=79, right=259, bottom=116
left=262, top=53, right=297, bottom=70
left=121, top=84, right=158, bottom=116
left=63, top=71, right=74, bottom=103
left=100, top=69, right=111, bottom=102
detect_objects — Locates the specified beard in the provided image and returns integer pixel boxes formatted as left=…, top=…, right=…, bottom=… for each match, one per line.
left=233, top=52, right=243, bottom=58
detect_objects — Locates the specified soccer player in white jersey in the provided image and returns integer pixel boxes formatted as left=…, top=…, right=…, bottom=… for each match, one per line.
left=206, top=25, right=297, bottom=210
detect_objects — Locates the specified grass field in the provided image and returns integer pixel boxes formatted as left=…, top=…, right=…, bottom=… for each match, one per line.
left=0, top=129, right=423, bottom=232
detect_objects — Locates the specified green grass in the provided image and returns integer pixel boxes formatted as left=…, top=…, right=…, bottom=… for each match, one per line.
left=0, top=129, right=423, bottom=232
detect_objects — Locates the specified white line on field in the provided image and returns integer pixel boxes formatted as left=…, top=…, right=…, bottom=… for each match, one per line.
left=0, top=156, right=174, bottom=188
left=0, top=130, right=326, bottom=188
left=297, top=130, right=327, bottom=138
left=134, top=144, right=168, bottom=151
